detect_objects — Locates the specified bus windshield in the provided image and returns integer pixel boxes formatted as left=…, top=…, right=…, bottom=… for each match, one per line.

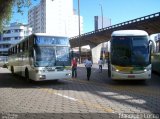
left=55, top=46, right=70, bottom=66
left=34, top=46, right=70, bottom=67
left=111, top=36, right=150, bottom=66
left=34, top=46, right=56, bottom=67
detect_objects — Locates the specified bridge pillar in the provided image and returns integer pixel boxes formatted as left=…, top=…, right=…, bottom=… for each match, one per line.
left=90, top=43, right=103, bottom=64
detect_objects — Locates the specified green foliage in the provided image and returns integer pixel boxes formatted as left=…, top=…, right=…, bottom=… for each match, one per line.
left=14, top=0, right=32, bottom=14
left=0, top=0, right=14, bottom=32
left=0, top=0, right=32, bottom=32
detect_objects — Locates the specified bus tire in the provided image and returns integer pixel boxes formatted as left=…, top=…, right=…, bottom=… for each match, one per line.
left=25, top=68, right=31, bottom=83
left=11, top=66, right=14, bottom=74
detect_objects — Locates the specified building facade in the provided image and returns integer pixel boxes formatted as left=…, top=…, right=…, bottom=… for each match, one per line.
left=94, top=16, right=111, bottom=30
left=28, top=0, right=83, bottom=37
left=0, top=22, right=32, bottom=65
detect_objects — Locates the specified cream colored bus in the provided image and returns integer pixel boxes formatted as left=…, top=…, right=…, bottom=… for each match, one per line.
left=8, top=33, right=71, bottom=82
left=108, top=30, right=152, bottom=80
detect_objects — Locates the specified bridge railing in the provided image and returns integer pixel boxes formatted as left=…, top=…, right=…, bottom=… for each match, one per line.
left=70, top=12, right=160, bottom=40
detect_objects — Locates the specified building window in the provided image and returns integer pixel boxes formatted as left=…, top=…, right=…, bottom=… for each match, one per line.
left=3, top=37, right=11, bottom=41
left=15, top=29, right=19, bottom=32
left=3, top=30, right=11, bottom=34
left=15, top=37, right=18, bottom=40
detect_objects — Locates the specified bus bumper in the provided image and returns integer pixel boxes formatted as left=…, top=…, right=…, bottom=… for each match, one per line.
left=111, top=70, right=151, bottom=80
left=32, top=71, right=72, bottom=81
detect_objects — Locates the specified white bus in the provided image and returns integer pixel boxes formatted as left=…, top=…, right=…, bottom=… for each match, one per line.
left=8, top=33, right=72, bottom=82
left=108, top=30, right=152, bottom=80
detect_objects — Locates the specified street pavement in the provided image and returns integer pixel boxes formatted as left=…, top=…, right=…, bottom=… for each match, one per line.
left=0, top=64, right=160, bottom=119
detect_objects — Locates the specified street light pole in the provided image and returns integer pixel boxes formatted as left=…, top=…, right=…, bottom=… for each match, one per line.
left=99, top=3, right=105, bottom=61
left=78, top=0, right=81, bottom=63
left=99, top=4, right=103, bottom=29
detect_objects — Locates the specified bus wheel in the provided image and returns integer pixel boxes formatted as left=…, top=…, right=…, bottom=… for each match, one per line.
left=25, top=68, right=30, bottom=82
left=11, top=66, right=14, bottom=74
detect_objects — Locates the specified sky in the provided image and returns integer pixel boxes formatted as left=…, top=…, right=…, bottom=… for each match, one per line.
left=10, top=0, right=160, bottom=33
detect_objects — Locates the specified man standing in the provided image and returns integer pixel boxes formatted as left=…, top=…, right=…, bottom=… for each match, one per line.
left=71, top=57, right=77, bottom=78
left=85, top=57, right=92, bottom=81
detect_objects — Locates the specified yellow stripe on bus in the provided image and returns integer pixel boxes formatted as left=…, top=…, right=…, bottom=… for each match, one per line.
left=114, top=65, right=133, bottom=72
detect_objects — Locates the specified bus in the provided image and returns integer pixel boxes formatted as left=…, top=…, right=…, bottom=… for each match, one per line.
left=108, top=30, right=152, bottom=80
left=150, top=33, right=160, bottom=74
left=8, top=33, right=72, bottom=82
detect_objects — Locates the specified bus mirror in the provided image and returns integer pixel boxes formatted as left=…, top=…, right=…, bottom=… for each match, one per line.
left=149, top=40, right=156, bottom=53
left=149, top=40, right=152, bottom=46
left=149, top=40, right=152, bottom=53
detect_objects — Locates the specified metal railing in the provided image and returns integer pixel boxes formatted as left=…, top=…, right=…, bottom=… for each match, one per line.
left=70, top=12, right=160, bottom=40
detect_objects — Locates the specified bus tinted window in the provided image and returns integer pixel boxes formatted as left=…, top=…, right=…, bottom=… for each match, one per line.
left=111, top=36, right=150, bottom=66
left=111, top=36, right=132, bottom=66
left=35, top=36, right=69, bottom=45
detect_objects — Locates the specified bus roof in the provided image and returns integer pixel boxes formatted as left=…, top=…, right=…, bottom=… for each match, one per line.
left=33, top=33, right=68, bottom=38
left=111, top=30, right=148, bottom=36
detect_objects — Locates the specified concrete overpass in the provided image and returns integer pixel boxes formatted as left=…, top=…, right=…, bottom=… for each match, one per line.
left=69, top=12, right=160, bottom=48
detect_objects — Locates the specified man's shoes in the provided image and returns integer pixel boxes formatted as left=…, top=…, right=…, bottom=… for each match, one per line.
left=72, top=77, right=77, bottom=80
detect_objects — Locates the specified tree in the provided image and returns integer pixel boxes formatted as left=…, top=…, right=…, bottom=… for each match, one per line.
left=0, top=0, right=31, bottom=32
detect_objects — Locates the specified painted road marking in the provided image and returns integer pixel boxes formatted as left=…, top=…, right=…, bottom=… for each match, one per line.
left=40, top=88, right=114, bottom=113
left=55, top=93, right=78, bottom=101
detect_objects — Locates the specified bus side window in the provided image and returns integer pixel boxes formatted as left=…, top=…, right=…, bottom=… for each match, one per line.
left=8, top=49, right=10, bottom=55
left=29, top=48, right=34, bottom=66
left=20, top=42, right=23, bottom=52
left=29, top=48, right=34, bottom=57
left=13, top=47, right=15, bottom=54
left=12, top=47, right=14, bottom=54
left=18, top=44, right=21, bottom=53
left=22, top=42, right=25, bottom=52
left=10, top=48, right=12, bottom=55
left=10, top=49, right=11, bottom=55
left=15, top=45, right=17, bottom=54
left=25, top=40, right=28, bottom=51
left=29, top=36, right=34, bottom=47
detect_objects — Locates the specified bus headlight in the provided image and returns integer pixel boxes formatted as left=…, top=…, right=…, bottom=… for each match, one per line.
left=39, top=75, right=46, bottom=80
left=112, top=66, right=119, bottom=72
left=144, top=67, right=151, bottom=72
left=66, top=73, right=71, bottom=76
left=116, top=69, right=119, bottom=72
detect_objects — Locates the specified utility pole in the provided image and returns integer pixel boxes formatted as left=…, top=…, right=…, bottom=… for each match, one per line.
left=99, top=3, right=105, bottom=61
left=78, top=0, right=81, bottom=63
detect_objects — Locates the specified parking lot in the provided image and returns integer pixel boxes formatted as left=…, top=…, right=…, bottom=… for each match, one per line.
left=0, top=64, right=160, bottom=119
